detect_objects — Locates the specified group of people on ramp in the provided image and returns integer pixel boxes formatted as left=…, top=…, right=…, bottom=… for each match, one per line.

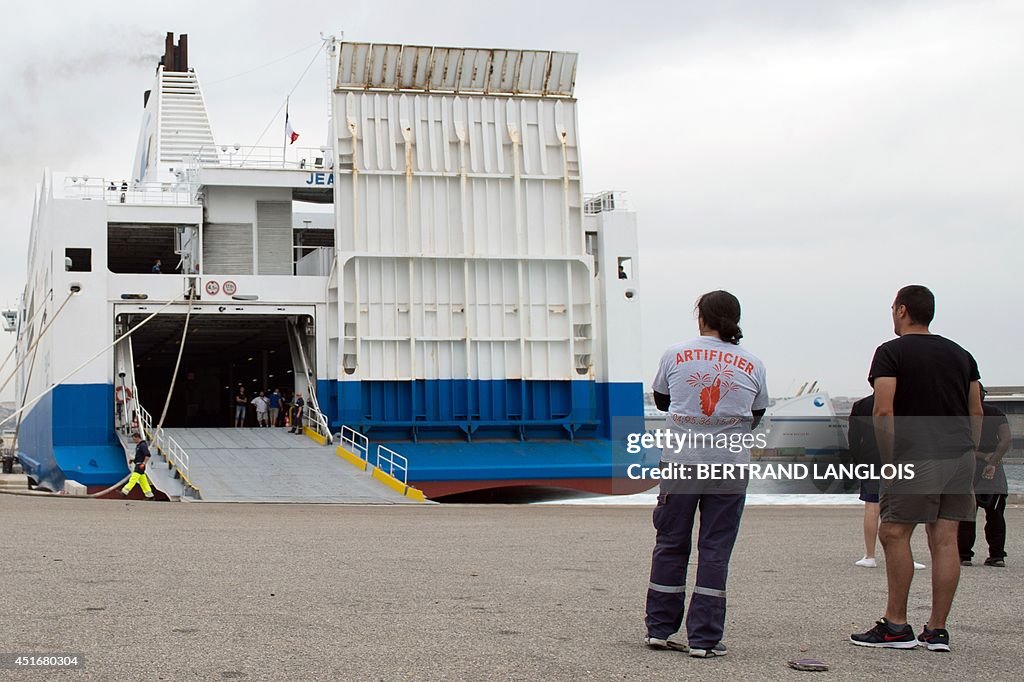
left=233, top=386, right=305, bottom=432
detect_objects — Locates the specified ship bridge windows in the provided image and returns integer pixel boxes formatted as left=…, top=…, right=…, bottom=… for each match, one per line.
left=65, top=248, right=92, bottom=272
left=125, top=313, right=304, bottom=427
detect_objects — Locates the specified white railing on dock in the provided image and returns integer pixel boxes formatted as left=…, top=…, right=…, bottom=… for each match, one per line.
left=339, top=426, right=369, bottom=463
left=375, top=444, right=408, bottom=485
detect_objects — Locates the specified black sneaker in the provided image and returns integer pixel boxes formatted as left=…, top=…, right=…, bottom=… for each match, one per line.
left=984, top=557, right=1005, bottom=567
left=918, top=625, right=950, bottom=652
left=960, top=559, right=972, bottom=567
left=850, top=619, right=918, bottom=649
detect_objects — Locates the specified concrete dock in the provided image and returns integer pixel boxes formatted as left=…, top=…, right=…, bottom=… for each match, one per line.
left=0, top=495, right=1019, bottom=680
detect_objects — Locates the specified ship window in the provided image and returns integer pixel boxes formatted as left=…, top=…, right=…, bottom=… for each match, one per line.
left=65, top=248, right=92, bottom=273
left=617, top=256, right=632, bottom=280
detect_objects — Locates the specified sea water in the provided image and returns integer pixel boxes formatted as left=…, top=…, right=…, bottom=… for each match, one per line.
left=537, top=463, right=1024, bottom=506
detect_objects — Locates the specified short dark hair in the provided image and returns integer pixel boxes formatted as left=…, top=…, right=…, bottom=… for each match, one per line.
left=695, top=290, right=743, bottom=345
left=131, top=431, right=142, bottom=439
left=895, top=285, right=935, bottom=326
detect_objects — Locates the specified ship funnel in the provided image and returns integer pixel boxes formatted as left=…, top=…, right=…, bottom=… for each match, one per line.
left=161, top=32, right=189, bottom=72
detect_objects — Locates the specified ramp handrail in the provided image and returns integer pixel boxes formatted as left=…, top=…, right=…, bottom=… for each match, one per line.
left=339, top=426, right=369, bottom=462
left=285, top=318, right=332, bottom=445
left=137, top=405, right=190, bottom=481
left=375, top=444, right=408, bottom=485
left=304, top=403, right=333, bottom=445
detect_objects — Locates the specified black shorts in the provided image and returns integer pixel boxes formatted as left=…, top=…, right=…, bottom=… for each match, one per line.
left=859, top=479, right=880, bottom=503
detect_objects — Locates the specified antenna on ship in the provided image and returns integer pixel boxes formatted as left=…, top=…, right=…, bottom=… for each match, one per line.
left=322, top=32, right=341, bottom=165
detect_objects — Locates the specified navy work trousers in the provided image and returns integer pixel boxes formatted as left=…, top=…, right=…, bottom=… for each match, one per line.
left=644, top=484, right=746, bottom=648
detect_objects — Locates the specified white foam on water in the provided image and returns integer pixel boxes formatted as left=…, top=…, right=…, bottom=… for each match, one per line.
left=536, top=491, right=860, bottom=506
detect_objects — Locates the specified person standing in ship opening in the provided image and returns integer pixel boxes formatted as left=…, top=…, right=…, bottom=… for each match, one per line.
left=120, top=432, right=154, bottom=499
left=151, top=258, right=162, bottom=274
left=289, top=392, right=305, bottom=434
left=644, top=290, right=769, bottom=658
left=252, top=391, right=269, bottom=427
left=234, top=386, right=248, bottom=428
left=281, top=390, right=293, bottom=429
left=268, top=389, right=282, bottom=427
left=850, top=285, right=982, bottom=653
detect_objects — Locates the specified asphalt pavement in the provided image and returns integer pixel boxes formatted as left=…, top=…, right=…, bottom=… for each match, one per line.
left=0, top=495, right=1019, bottom=680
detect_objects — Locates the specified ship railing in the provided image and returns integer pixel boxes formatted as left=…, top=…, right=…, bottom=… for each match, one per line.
left=190, top=145, right=336, bottom=171
left=62, top=177, right=197, bottom=205
left=304, top=403, right=334, bottom=445
left=583, top=190, right=630, bottom=215
left=375, top=444, right=408, bottom=486
left=338, top=426, right=370, bottom=464
left=137, top=405, right=191, bottom=483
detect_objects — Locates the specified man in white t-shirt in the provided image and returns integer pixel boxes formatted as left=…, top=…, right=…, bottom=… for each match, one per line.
left=644, top=290, right=769, bottom=659
left=251, top=392, right=269, bottom=427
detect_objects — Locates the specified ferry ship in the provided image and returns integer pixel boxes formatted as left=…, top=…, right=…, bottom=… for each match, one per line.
left=6, top=34, right=649, bottom=500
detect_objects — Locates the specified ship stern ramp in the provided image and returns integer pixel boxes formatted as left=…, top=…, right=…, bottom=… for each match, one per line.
left=163, top=428, right=420, bottom=503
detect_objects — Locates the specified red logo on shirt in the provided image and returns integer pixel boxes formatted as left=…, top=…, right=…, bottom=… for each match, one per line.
left=687, top=363, right=735, bottom=416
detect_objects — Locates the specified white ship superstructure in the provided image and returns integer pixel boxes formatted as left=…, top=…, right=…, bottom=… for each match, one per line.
left=9, top=34, right=647, bottom=499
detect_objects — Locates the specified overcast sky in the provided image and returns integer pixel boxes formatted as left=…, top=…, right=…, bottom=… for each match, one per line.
left=1, top=0, right=1022, bottom=401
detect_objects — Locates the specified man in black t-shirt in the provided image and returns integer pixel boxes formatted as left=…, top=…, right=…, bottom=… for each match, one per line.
left=851, top=285, right=983, bottom=653
left=957, top=388, right=1010, bottom=567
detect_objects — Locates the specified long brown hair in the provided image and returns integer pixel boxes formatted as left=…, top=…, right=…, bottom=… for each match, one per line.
left=695, top=290, right=743, bottom=345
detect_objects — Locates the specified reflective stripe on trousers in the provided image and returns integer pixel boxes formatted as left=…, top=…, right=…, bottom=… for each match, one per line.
left=644, top=490, right=745, bottom=647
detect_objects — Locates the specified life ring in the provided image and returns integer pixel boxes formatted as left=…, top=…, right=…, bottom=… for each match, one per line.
left=115, top=385, right=134, bottom=403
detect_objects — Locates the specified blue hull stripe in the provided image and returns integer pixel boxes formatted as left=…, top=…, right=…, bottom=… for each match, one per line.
left=17, top=384, right=128, bottom=490
left=321, top=379, right=648, bottom=482
left=19, top=380, right=645, bottom=488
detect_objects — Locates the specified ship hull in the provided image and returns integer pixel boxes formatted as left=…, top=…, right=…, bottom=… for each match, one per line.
left=17, top=384, right=129, bottom=491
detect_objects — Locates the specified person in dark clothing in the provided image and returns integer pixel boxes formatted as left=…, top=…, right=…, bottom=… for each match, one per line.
left=958, top=386, right=1011, bottom=567
left=234, top=386, right=248, bottom=427
left=289, top=393, right=305, bottom=434
left=281, top=391, right=293, bottom=429
left=851, top=285, right=983, bottom=653
left=849, top=395, right=925, bottom=570
left=269, top=389, right=282, bottom=427
left=120, top=432, right=154, bottom=499
left=151, top=258, right=162, bottom=274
